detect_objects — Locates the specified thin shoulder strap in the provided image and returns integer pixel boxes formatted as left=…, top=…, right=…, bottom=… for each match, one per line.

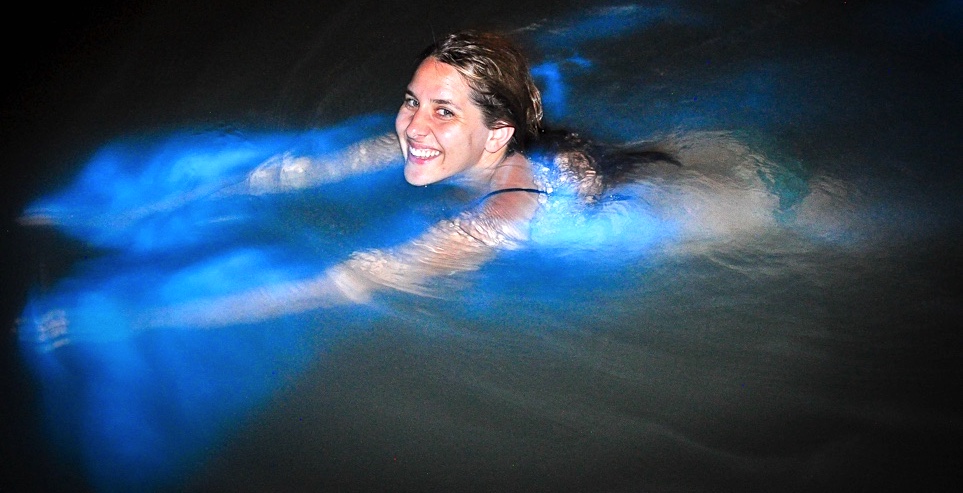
left=478, top=187, right=547, bottom=202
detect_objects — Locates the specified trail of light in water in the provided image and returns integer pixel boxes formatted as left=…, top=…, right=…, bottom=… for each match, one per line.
left=17, top=115, right=398, bottom=491
left=17, top=106, right=684, bottom=491
left=528, top=3, right=690, bottom=48
left=21, top=114, right=391, bottom=252
left=14, top=4, right=899, bottom=488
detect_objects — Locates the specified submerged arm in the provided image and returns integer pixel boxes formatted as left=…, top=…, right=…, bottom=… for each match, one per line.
left=232, top=132, right=401, bottom=195
left=144, top=191, right=539, bottom=328
left=339, top=188, right=540, bottom=297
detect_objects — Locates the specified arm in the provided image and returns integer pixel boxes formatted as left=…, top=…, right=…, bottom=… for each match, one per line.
left=144, top=191, right=539, bottom=328
left=244, top=132, right=401, bottom=194
left=330, top=186, right=541, bottom=299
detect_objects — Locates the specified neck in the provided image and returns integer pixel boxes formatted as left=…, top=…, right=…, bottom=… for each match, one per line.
left=447, top=150, right=535, bottom=196
left=487, top=152, right=535, bottom=192
left=450, top=149, right=509, bottom=191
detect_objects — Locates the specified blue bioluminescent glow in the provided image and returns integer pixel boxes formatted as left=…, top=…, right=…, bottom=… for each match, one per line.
left=531, top=57, right=593, bottom=119
left=532, top=192, right=678, bottom=253
left=524, top=3, right=685, bottom=120
left=531, top=4, right=686, bottom=49
left=20, top=296, right=368, bottom=492
left=22, top=114, right=391, bottom=252
left=18, top=115, right=400, bottom=492
left=524, top=3, right=690, bottom=122
left=19, top=103, right=687, bottom=491
left=15, top=5, right=855, bottom=489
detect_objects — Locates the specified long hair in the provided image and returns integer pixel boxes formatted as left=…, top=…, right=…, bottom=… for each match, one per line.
left=419, top=30, right=679, bottom=184
left=533, top=129, right=682, bottom=188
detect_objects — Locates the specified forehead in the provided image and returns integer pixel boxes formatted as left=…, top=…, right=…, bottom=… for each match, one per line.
left=408, top=58, right=473, bottom=102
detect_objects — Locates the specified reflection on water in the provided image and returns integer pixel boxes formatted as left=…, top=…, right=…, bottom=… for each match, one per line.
left=5, top=0, right=962, bottom=492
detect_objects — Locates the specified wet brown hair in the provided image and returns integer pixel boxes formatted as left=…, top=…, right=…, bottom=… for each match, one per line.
left=417, top=30, right=544, bottom=153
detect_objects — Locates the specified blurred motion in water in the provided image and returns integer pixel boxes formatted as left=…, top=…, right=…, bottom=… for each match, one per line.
left=18, top=97, right=857, bottom=342
left=9, top=1, right=961, bottom=492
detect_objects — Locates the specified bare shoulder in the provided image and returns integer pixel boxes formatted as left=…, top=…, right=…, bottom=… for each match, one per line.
left=476, top=153, right=542, bottom=226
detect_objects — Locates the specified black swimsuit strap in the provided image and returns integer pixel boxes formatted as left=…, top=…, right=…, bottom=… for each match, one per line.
left=478, top=187, right=547, bottom=203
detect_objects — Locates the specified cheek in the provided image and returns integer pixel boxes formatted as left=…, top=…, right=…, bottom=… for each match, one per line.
left=394, top=115, right=411, bottom=159
left=394, top=112, right=408, bottom=137
left=435, top=125, right=467, bottom=151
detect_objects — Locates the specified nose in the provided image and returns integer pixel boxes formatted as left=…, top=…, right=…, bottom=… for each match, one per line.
left=405, top=108, right=429, bottom=139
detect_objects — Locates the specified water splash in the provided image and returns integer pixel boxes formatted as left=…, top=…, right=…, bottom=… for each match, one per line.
left=12, top=3, right=891, bottom=490
left=17, top=115, right=395, bottom=492
left=21, top=114, right=391, bottom=252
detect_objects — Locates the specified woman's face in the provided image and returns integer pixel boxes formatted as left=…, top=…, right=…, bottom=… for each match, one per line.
left=395, top=57, right=499, bottom=186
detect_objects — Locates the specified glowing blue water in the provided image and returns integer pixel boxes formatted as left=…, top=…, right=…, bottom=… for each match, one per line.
left=10, top=1, right=961, bottom=492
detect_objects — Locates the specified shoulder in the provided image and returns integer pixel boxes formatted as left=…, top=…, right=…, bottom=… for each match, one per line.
left=481, top=154, right=542, bottom=226
left=449, top=154, right=542, bottom=245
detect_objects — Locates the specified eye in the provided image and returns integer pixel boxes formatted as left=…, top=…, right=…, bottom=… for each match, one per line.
left=436, top=107, right=455, bottom=118
left=403, top=96, right=418, bottom=109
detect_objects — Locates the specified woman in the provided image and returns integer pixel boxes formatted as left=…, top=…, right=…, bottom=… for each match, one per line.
left=145, top=29, right=684, bottom=328
left=154, top=25, right=845, bottom=330
left=25, top=29, right=825, bottom=340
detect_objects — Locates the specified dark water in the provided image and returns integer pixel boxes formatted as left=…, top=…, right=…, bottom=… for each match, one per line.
left=3, top=1, right=962, bottom=492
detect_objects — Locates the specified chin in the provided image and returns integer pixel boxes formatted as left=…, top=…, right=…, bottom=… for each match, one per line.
left=403, top=167, right=432, bottom=187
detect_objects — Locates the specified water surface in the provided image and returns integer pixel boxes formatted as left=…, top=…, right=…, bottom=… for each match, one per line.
left=2, top=1, right=961, bottom=491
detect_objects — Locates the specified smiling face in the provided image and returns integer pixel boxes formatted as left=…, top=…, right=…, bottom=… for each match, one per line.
left=395, top=57, right=511, bottom=187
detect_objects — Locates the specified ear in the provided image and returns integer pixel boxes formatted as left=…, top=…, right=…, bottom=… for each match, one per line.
left=485, top=124, right=515, bottom=153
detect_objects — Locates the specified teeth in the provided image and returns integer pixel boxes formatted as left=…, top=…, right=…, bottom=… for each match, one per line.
left=410, top=147, right=440, bottom=159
